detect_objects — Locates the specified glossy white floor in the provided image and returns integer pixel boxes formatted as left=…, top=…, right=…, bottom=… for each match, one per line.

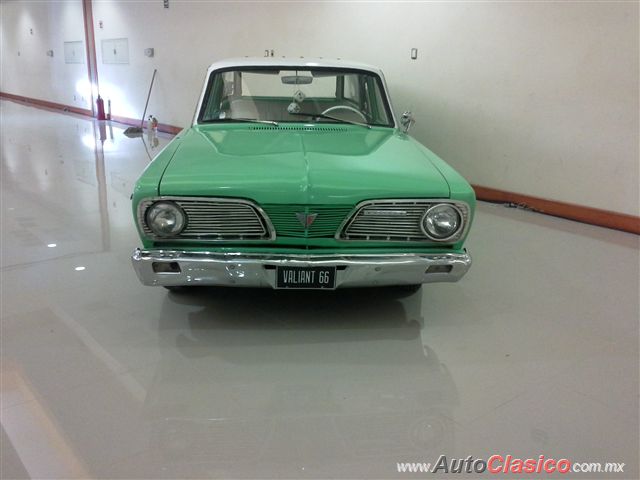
left=1, top=100, right=638, bottom=479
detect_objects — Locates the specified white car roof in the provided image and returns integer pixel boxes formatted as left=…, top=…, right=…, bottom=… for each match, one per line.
left=206, top=57, right=384, bottom=75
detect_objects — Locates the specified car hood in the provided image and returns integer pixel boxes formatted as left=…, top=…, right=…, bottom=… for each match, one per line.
left=159, top=125, right=450, bottom=204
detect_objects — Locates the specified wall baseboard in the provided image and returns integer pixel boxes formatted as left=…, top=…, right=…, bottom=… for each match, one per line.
left=0, top=91, right=182, bottom=135
left=1, top=91, right=93, bottom=117
left=2, top=90, right=637, bottom=235
left=473, top=185, right=639, bottom=235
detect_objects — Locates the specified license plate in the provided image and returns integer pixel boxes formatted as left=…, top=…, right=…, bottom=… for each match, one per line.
left=276, top=266, right=336, bottom=289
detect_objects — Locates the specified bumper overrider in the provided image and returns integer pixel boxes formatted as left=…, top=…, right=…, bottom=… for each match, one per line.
left=131, top=249, right=472, bottom=288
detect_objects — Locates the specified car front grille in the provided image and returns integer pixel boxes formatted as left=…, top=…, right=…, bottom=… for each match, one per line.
left=139, top=198, right=273, bottom=241
left=261, top=204, right=353, bottom=238
left=140, top=198, right=468, bottom=243
left=338, top=200, right=469, bottom=242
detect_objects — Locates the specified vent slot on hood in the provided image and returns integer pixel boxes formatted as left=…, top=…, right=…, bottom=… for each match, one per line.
left=249, top=125, right=350, bottom=132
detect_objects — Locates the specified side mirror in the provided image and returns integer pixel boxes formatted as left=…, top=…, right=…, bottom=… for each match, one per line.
left=400, top=111, right=415, bottom=133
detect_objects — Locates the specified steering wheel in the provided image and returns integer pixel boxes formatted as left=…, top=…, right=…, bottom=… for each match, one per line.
left=321, top=105, right=368, bottom=122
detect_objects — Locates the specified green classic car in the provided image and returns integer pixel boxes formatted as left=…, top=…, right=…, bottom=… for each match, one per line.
left=131, top=58, right=474, bottom=291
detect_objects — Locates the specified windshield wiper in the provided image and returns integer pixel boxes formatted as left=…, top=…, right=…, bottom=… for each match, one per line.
left=289, top=111, right=371, bottom=129
left=210, top=117, right=279, bottom=126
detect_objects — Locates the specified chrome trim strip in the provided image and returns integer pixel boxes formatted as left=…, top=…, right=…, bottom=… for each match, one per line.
left=131, top=248, right=472, bottom=288
left=336, top=199, right=471, bottom=243
left=136, top=196, right=276, bottom=243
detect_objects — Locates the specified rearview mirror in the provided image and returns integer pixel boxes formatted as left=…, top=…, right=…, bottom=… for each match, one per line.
left=281, top=75, right=313, bottom=85
left=400, top=111, right=414, bottom=133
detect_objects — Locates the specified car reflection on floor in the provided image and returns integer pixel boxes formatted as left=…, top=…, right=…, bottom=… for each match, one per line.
left=140, top=287, right=458, bottom=478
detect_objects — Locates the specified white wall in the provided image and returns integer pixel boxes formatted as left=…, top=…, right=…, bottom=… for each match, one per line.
left=1, top=1, right=638, bottom=216
left=0, top=0, right=89, bottom=110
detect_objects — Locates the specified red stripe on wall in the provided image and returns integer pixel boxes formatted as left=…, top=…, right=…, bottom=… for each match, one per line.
left=472, top=185, right=640, bottom=235
left=0, top=92, right=181, bottom=134
left=0, top=92, right=93, bottom=117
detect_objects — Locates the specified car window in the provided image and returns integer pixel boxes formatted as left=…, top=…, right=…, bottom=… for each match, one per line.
left=199, top=67, right=394, bottom=127
left=239, top=70, right=336, bottom=98
left=343, top=74, right=360, bottom=103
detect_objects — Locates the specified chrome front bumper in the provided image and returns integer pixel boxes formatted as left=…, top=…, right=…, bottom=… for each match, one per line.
left=131, top=249, right=471, bottom=288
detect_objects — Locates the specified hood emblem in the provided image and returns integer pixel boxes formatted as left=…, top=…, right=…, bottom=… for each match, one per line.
left=296, top=212, right=318, bottom=228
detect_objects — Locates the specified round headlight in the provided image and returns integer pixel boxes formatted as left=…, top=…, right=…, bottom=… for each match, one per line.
left=145, top=201, right=186, bottom=237
left=422, top=204, right=462, bottom=240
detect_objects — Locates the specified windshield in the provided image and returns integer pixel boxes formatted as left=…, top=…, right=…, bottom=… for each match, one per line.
left=198, top=67, right=394, bottom=127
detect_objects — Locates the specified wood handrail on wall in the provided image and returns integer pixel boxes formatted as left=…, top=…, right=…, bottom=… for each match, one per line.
left=1, top=90, right=638, bottom=235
